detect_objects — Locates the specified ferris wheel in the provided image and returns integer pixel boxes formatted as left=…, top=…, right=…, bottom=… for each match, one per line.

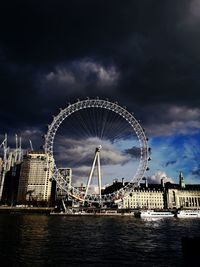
left=44, top=98, right=150, bottom=204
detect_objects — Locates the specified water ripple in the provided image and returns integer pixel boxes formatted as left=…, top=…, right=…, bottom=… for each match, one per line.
left=0, top=215, right=199, bottom=266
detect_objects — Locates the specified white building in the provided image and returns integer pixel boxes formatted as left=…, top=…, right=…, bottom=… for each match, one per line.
left=17, top=151, right=54, bottom=203
left=121, top=184, right=164, bottom=210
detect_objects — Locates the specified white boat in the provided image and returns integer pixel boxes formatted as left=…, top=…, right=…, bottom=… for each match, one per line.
left=140, top=210, right=174, bottom=218
left=176, top=210, right=200, bottom=218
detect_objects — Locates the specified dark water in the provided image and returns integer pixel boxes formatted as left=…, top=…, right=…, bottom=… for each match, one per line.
left=0, top=215, right=200, bottom=267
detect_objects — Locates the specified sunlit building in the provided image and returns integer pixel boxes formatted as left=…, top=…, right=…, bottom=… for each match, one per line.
left=105, top=173, right=200, bottom=210
left=165, top=172, right=200, bottom=209
left=121, top=182, right=165, bottom=210
left=104, top=178, right=165, bottom=209
left=17, top=151, right=54, bottom=203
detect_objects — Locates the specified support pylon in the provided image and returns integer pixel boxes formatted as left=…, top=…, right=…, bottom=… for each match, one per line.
left=84, top=145, right=102, bottom=205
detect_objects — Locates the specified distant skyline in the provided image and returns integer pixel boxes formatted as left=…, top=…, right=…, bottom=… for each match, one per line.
left=0, top=1, right=200, bottom=184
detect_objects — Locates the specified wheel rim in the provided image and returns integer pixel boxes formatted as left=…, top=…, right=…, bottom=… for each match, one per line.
left=44, top=98, right=149, bottom=203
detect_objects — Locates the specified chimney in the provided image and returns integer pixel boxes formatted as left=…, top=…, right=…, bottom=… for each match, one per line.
left=122, top=177, right=124, bottom=186
left=113, top=178, right=118, bottom=184
left=145, top=177, right=148, bottom=188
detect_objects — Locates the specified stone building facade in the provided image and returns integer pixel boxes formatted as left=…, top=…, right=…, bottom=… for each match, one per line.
left=17, top=151, right=54, bottom=203
left=121, top=183, right=164, bottom=209
left=165, top=172, right=200, bottom=209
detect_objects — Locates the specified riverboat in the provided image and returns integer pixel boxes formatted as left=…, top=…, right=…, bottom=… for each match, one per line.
left=176, top=210, right=200, bottom=218
left=139, top=210, right=174, bottom=218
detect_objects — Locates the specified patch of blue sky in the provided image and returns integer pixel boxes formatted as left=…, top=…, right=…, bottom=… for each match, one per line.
left=149, top=133, right=200, bottom=183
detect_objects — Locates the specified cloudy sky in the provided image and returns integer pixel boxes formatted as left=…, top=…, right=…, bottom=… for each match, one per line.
left=0, top=0, right=200, bottom=185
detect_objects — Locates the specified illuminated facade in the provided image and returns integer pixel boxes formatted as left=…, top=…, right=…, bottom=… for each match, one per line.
left=165, top=173, right=200, bottom=209
left=103, top=174, right=200, bottom=210
left=121, top=184, right=164, bottom=209
left=17, top=151, right=54, bottom=202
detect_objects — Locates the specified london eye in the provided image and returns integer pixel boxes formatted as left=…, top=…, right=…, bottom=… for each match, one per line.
left=44, top=98, right=149, bottom=204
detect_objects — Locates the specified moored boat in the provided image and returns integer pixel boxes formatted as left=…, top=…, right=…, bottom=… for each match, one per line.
left=176, top=209, right=200, bottom=218
left=139, top=210, right=174, bottom=218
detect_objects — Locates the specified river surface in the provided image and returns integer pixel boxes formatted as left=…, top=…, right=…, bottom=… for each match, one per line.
left=0, top=214, right=200, bottom=266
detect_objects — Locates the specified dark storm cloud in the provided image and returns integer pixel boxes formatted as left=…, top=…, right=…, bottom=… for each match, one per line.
left=53, top=136, right=130, bottom=168
left=0, top=0, right=200, bottom=143
left=124, top=146, right=140, bottom=159
left=39, top=59, right=120, bottom=102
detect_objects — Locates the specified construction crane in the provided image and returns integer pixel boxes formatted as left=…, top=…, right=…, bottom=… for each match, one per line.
left=0, top=134, right=9, bottom=200
left=14, top=134, right=22, bottom=163
left=0, top=134, right=8, bottom=163
left=0, top=134, right=23, bottom=201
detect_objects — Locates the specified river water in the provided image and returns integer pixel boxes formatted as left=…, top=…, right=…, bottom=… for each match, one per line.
left=0, top=214, right=199, bottom=266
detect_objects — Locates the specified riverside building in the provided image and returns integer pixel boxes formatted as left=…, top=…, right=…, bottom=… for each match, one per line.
left=104, top=173, right=200, bottom=210
left=118, top=173, right=200, bottom=210
left=17, top=151, right=54, bottom=203
left=104, top=178, right=165, bottom=210
left=0, top=152, right=22, bottom=204
left=1, top=162, right=22, bottom=205
left=120, top=180, right=165, bottom=209
left=165, top=172, right=200, bottom=209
